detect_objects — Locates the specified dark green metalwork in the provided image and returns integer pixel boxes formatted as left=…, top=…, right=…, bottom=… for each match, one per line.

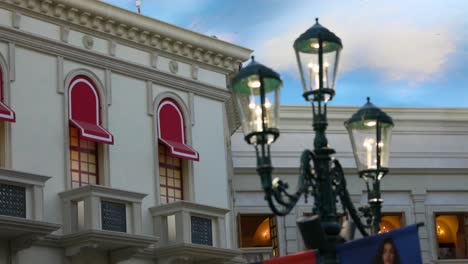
left=294, top=18, right=343, bottom=54
left=231, top=19, right=391, bottom=264
left=345, top=97, right=394, bottom=127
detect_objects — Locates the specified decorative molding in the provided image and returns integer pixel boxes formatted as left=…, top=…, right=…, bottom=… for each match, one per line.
left=12, top=11, right=21, bottom=29
left=0, top=0, right=251, bottom=73
left=0, top=26, right=232, bottom=102
left=169, top=60, right=178, bottom=74
left=8, top=42, right=15, bottom=81
left=188, top=92, right=195, bottom=126
left=190, top=64, right=198, bottom=80
left=56, top=56, right=64, bottom=93
left=53, top=3, right=65, bottom=17
left=151, top=52, right=158, bottom=68
left=109, top=40, right=116, bottom=56
left=60, top=25, right=69, bottom=43
left=105, top=68, right=112, bottom=106
left=109, top=247, right=144, bottom=264
left=146, top=80, right=153, bottom=116
left=82, top=35, right=94, bottom=49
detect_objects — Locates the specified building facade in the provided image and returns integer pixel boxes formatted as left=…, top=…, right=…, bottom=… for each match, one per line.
left=0, top=0, right=252, bottom=263
left=231, top=105, right=468, bottom=264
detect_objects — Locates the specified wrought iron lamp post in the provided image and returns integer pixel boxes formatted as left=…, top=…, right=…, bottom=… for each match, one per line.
left=230, top=19, right=394, bottom=263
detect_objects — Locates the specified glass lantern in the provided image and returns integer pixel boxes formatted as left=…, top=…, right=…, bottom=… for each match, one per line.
left=345, top=98, right=394, bottom=180
left=231, top=57, right=282, bottom=145
left=294, top=18, right=342, bottom=103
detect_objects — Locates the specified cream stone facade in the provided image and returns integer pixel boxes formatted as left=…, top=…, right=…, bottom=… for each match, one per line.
left=0, top=0, right=252, bottom=263
left=231, top=105, right=468, bottom=264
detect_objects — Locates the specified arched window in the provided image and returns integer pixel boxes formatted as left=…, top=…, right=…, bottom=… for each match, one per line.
left=157, top=98, right=198, bottom=203
left=0, top=67, right=15, bottom=123
left=68, top=75, right=113, bottom=188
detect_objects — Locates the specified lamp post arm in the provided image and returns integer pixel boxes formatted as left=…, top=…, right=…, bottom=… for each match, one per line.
left=331, top=159, right=370, bottom=237
left=258, top=149, right=318, bottom=216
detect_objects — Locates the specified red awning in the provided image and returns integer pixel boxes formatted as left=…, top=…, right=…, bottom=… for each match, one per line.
left=68, top=76, right=113, bottom=144
left=0, top=69, right=15, bottom=122
left=158, top=99, right=199, bottom=161
left=0, top=102, right=15, bottom=122
left=263, top=250, right=318, bottom=264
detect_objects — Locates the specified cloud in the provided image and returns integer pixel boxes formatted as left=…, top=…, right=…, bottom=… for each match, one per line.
left=256, top=3, right=457, bottom=84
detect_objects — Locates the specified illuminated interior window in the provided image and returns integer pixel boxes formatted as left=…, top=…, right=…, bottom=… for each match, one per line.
left=238, top=214, right=280, bottom=257
left=436, top=213, right=468, bottom=260
left=159, top=143, right=183, bottom=204
left=70, top=126, right=98, bottom=188
left=379, top=213, right=404, bottom=234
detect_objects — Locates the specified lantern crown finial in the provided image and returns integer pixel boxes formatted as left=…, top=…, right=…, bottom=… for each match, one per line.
left=315, top=18, right=319, bottom=24
left=367, top=97, right=370, bottom=103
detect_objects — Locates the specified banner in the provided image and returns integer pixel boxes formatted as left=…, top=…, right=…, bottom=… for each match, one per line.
left=262, top=250, right=318, bottom=264
left=336, top=224, right=423, bottom=264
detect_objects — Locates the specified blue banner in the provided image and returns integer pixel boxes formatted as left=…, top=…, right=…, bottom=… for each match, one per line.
left=336, top=224, right=423, bottom=264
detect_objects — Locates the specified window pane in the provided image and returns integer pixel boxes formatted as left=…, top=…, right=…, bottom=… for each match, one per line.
left=70, top=127, right=78, bottom=136
left=159, top=154, right=166, bottom=163
left=80, top=162, right=88, bottom=171
left=70, top=125, right=99, bottom=189
left=167, top=178, right=174, bottom=186
left=173, top=158, right=180, bottom=166
left=239, top=215, right=274, bottom=248
left=167, top=169, right=173, bottom=177
left=436, top=213, right=468, bottom=259
left=72, top=172, right=79, bottom=181
left=89, top=176, right=96, bottom=184
left=168, top=189, right=174, bottom=197
left=160, top=176, right=166, bottom=185
left=174, top=179, right=181, bottom=188
left=160, top=187, right=166, bottom=196
left=71, top=151, right=79, bottom=160
left=174, top=170, right=180, bottom=179
left=70, top=137, right=78, bottom=147
left=175, top=190, right=181, bottom=198
left=81, top=173, right=89, bottom=183
left=159, top=167, right=166, bottom=176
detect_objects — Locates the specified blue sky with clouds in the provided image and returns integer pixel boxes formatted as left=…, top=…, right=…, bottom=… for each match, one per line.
left=103, top=0, right=468, bottom=107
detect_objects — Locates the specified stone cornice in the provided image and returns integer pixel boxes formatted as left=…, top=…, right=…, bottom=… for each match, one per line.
left=0, top=0, right=252, bottom=72
left=154, top=242, right=242, bottom=260
left=150, top=200, right=229, bottom=217
left=233, top=167, right=468, bottom=176
left=0, top=168, right=51, bottom=186
left=58, top=184, right=147, bottom=202
left=0, top=26, right=232, bottom=102
left=280, top=105, right=468, bottom=122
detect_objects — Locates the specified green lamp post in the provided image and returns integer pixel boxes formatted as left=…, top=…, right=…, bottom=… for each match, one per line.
left=231, top=18, right=393, bottom=264
left=345, top=97, right=394, bottom=234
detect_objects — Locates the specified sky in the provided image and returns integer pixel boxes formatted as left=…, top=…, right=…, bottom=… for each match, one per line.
left=102, top=0, right=468, bottom=107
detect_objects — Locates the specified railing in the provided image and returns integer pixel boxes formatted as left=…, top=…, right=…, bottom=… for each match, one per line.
left=150, top=201, right=229, bottom=248
left=0, top=168, right=50, bottom=221
left=59, top=184, right=146, bottom=235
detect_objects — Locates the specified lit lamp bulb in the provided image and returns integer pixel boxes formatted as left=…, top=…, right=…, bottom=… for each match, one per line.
left=312, top=43, right=320, bottom=49
left=365, top=120, right=377, bottom=127
left=363, top=138, right=375, bottom=169
left=264, top=99, right=271, bottom=109
left=248, top=79, right=261, bottom=89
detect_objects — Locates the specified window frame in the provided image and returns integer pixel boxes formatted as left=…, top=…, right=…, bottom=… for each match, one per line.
left=235, top=211, right=283, bottom=258
left=152, top=92, right=195, bottom=205
left=63, top=69, right=111, bottom=190
left=0, top=54, right=13, bottom=168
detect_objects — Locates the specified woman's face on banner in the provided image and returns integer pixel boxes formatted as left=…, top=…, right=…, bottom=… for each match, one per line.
left=383, top=242, right=395, bottom=264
